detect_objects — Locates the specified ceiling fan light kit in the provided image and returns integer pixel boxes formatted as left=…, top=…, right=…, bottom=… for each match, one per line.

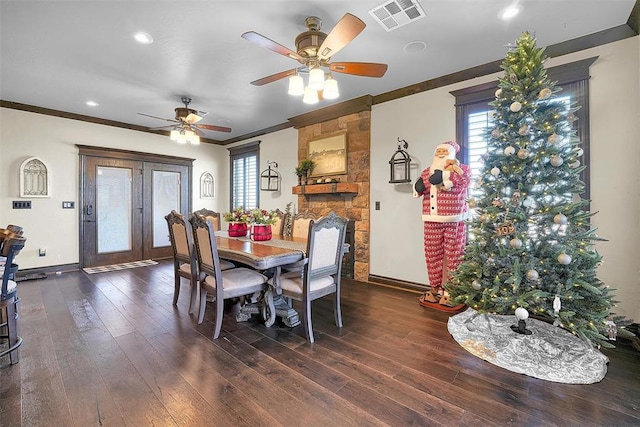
left=170, top=128, right=200, bottom=145
left=303, top=86, right=319, bottom=104
left=287, top=74, right=305, bottom=96
left=323, top=76, right=340, bottom=99
left=242, top=12, right=387, bottom=105
left=138, top=96, right=231, bottom=144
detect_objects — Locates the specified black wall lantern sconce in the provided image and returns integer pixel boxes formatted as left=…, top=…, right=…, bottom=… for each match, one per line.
left=260, top=160, right=280, bottom=191
left=389, top=138, right=412, bottom=183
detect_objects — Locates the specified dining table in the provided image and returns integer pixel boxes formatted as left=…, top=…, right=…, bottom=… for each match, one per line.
left=214, top=231, right=307, bottom=328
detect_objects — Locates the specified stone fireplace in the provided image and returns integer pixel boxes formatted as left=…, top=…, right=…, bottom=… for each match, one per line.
left=294, top=110, right=371, bottom=282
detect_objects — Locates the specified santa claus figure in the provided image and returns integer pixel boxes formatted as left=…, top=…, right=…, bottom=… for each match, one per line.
left=413, top=141, right=470, bottom=305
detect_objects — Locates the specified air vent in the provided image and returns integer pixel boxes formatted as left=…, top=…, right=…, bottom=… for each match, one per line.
left=369, top=0, right=426, bottom=32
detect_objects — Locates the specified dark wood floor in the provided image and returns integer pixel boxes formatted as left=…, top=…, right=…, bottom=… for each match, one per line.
left=1, top=260, right=638, bottom=426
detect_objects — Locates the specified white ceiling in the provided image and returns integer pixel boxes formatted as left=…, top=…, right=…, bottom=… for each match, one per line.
left=1, top=1, right=636, bottom=144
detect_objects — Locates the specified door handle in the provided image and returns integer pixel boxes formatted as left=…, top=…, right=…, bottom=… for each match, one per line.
left=85, top=204, right=93, bottom=216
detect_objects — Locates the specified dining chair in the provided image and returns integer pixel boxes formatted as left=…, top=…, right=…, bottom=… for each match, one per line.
left=270, top=211, right=348, bottom=343
left=165, top=211, right=235, bottom=315
left=189, top=213, right=268, bottom=338
left=271, top=209, right=285, bottom=236
left=165, top=210, right=200, bottom=314
left=0, top=236, right=27, bottom=365
left=291, top=210, right=317, bottom=239
left=193, top=208, right=222, bottom=231
left=5, top=225, right=23, bottom=235
left=0, top=229, right=20, bottom=265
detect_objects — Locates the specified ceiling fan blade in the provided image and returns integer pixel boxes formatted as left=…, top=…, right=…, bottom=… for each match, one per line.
left=250, top=68, right=297, bottom=86
left=195, top=124, right=232, bottom=133
left=137, top=112, right=179, bottom=123
left=317, top=13, right=366, bottom=60
left=242, top=31, right=302, bottom=61
left=149, top=125, right=177, bottom=131
left=329, top=62, right=388, bottom=77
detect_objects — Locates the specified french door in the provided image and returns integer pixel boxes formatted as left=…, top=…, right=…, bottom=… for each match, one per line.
left=79, top=146, right=192, bottom=268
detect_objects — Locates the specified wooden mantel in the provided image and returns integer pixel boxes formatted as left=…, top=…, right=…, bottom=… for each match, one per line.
left=292, top=182, right=358, bottom=196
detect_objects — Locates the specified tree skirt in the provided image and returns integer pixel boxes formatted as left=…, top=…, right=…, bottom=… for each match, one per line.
left=447, top=308, right=609, bottom=384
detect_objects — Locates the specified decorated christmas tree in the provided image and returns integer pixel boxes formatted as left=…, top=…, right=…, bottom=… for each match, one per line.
left=446, top=32, right=617, bottom=348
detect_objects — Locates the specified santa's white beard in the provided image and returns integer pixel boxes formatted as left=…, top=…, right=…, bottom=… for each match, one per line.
left=430, top=156, right=449, bottom=173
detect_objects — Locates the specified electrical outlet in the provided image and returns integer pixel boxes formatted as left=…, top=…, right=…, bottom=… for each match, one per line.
left=62, top=201, right=75, bottom=209
left=39, top=248, right=46, bottom=257
left=375, top=201, right=381, bottom=210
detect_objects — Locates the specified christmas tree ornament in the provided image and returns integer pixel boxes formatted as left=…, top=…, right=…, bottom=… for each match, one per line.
left=509, top=238, right=523, bottom=249
left=606, top=318, right=617, bottom=340
left=510, top=101, right=522, bottom=112
left=518, top=125, right=530, bottom=135
left=511, top=307, right=532, bottom=335
left=492, top=197, right=504, bottom=208
left=472, top=280, right=482, bottom=290
left=495, top=88, right=502, bottom=98
left=548, top=133, right=559, bottom=144
left=517, top=149, right=529, bottom=159
left=569, top=160, right=581, bottom=168
left=553, top=214, right=568, bottom=225
left=526, top=269, right=539, bottom=280
left=496, top=222, right=515, bottom=236
left=491, top=129, right=500, bottom=138
left=574, top=148, right=584, bottom=157
left=557, top=253, right=572, bottom=265
left=522, top=197, right=534, bottom=207
left=550, top=155, right=564, bottom=167
left=511, top=191, right=521, bottom=206
left=553, top=295, right=561, bottom=315
left=504, top=146, right=515, bottom=156
left=538, top=88, right=552, bottom=99
left=490, top=166, right=501, bottom=176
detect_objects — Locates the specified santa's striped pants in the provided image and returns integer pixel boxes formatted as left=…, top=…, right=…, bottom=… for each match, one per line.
left=423, top=221, right=466, bottom=289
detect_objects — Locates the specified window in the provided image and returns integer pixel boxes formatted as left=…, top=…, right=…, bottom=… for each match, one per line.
left=229, top=141, right=260, bottom=210
left=452, top=57, right=596, bottom=201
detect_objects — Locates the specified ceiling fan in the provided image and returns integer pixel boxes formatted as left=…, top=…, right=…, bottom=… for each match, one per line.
left=138, top=97, right=232, bottom=134
left=241, top=13, right=388, bottom=88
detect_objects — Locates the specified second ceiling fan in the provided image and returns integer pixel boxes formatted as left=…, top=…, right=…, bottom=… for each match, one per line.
left=242, top=13, right=387, bottom=101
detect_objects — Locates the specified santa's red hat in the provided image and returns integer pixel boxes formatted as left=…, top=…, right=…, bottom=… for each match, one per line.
left=435, top=141, right=460, bottom=158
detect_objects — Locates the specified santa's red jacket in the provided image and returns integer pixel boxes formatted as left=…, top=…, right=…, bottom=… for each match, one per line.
left=413, top=165, right=471, bottom=223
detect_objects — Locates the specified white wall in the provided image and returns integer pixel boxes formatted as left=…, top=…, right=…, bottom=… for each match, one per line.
left=0, top=109, right=228, bottom=269
left=1, top=36, right=638, bottom=321
left=370, top=36, right=640, bottom=321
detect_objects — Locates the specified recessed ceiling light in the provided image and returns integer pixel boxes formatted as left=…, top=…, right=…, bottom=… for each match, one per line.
left=498, top=3, right=523, bottom=21
left=403, top=40, right=427, bottom=54
left=132, top=31, right=153, bottom=44
left=86, top=100, right=99, bottom=107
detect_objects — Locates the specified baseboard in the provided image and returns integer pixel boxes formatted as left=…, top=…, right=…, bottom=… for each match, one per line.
left=16, top=263, right=80, bottom=278
left=367, top=274, right=427, bottom=293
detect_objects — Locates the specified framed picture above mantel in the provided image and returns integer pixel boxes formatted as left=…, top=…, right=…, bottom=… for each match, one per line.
left=307, top=131, right=347, bottom=178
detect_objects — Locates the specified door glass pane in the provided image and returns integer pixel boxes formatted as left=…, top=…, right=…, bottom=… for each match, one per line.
left=153, top=170, right=180, bottom=247
left=97, top=166, right=132, bottom=253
